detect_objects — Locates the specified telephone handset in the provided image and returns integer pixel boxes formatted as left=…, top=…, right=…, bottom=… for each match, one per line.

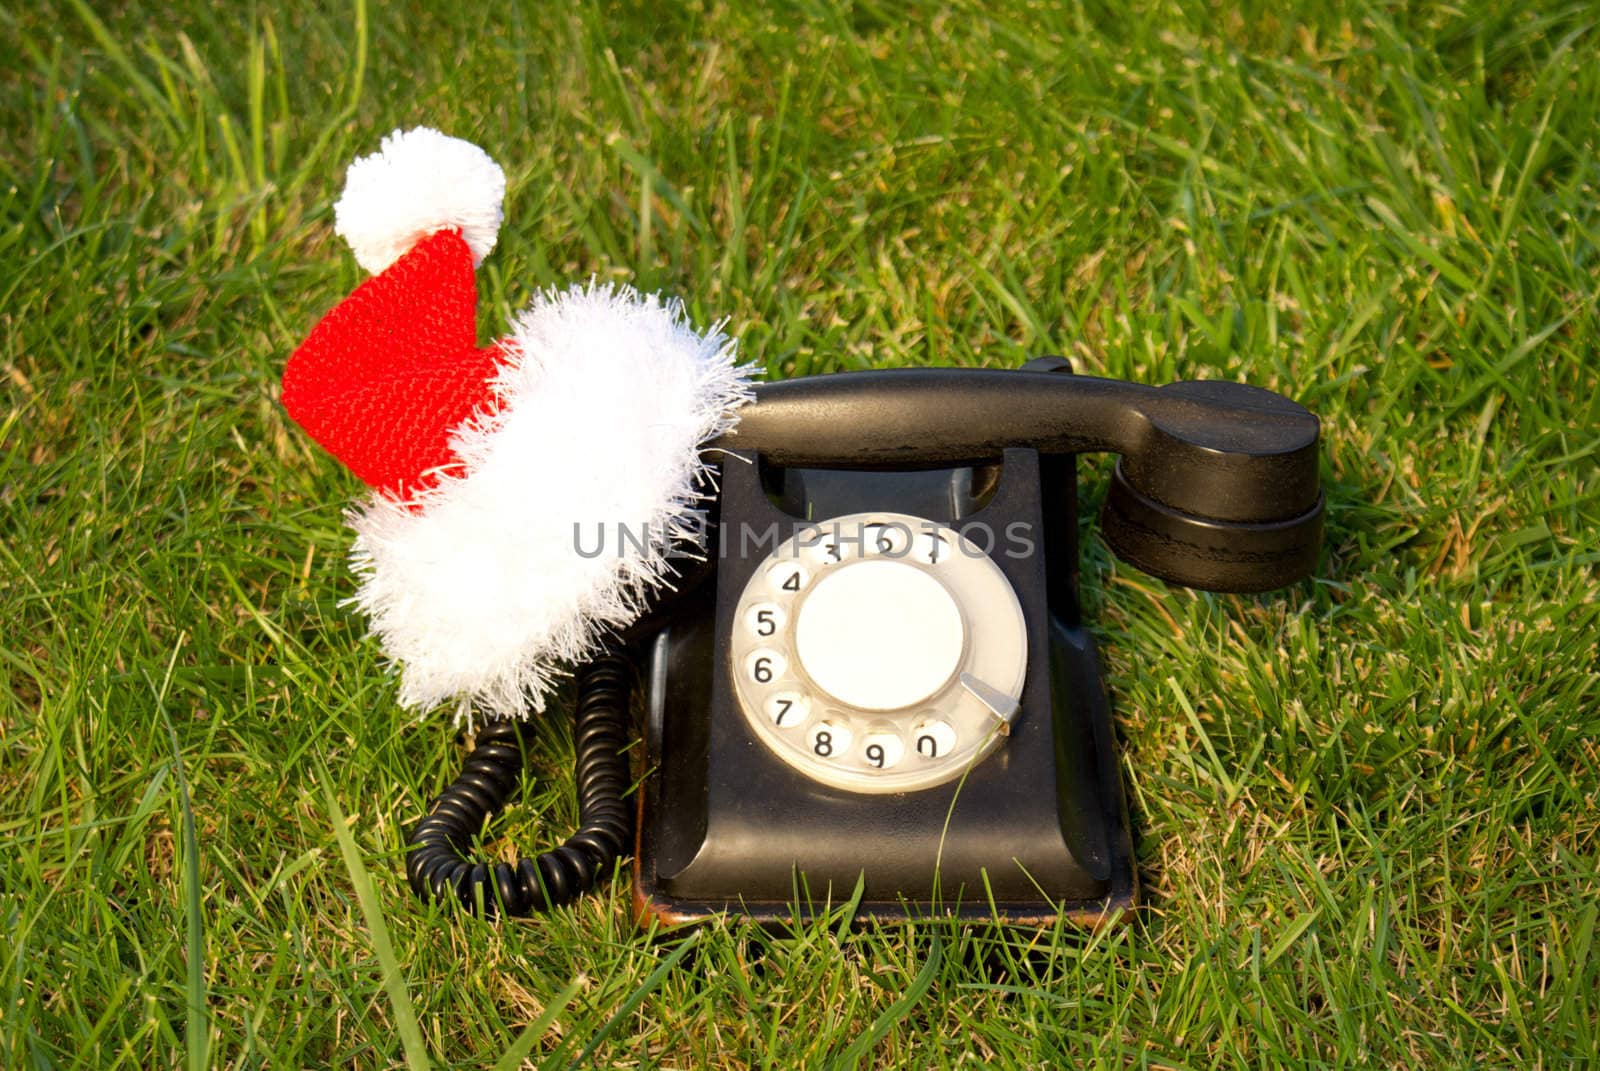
left=406, top=359, right=1322, bottom=925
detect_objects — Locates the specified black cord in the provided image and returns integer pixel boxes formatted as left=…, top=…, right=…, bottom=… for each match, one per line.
left=404, top=649, right=636, bottom=916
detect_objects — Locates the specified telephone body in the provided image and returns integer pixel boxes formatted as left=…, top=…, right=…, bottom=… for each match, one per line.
left=405, top=359, right=1323, bottom=926
left=631, top=359, right=1323, bottom=926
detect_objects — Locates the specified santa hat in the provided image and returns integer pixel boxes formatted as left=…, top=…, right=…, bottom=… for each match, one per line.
left=283, top=127, right=753, bottom=721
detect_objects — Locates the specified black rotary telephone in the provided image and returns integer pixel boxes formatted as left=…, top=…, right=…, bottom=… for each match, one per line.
left=405, top=358, right=1323, bottom=925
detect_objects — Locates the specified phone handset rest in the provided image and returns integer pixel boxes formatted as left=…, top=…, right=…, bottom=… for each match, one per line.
left=719, top=368, right=1324, bottom=592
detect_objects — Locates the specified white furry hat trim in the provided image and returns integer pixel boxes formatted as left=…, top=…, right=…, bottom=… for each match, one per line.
left=345, top=283, right=753, bottom=721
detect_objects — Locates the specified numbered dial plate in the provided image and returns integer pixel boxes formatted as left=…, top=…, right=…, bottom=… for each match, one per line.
left=731, top=512, right=1027, bottom=794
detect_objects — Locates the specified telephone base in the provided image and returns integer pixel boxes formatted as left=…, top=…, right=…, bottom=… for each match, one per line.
left=632, top=611, right=1138, bottom=931
left=632, top=448, right=1137, bottom=929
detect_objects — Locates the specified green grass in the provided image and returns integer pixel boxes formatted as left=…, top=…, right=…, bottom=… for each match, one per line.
left=3, top=0, right=1598, bottom=1066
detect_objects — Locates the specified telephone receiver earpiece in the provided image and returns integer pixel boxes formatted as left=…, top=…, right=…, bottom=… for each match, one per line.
left=718, top=363, right=1324, bottom=593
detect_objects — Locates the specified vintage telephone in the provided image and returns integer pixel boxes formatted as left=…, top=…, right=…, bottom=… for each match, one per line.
left=404, top=358, right=1323, bottom=925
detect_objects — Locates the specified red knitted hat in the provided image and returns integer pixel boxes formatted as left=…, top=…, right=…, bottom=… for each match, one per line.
left=283, top=228, right=504, bottom=499
left=283, top=128, right=753, bottom=721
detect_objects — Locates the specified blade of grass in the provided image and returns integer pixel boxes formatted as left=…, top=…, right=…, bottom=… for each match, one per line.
left=490, top=978, right=584, bottom=1071
left=829, top=938, right=942, bottom=1070
left=563, top=931, right=701, bottom=1069
left=153, top=633, right=208, bottom=1071
left=319, top=760, right=432, bottom=1071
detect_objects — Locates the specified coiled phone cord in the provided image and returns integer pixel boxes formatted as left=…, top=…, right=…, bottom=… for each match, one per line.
left=403, top=649, right=635, bottom=916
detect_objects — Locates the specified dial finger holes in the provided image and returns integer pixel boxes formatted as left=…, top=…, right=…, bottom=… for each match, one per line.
left=745, top=602, right=786, bottom=638
left=804, top=528, right=858, bottom=566
left=912, top=528, right=955, bottom=565
left=764, top=692, right=809, bottom=728
left=860, top=732, right=904, bottom=770
left=863, top=521, right=913, bottom=558
left=910, top=719, right=957, bottom=760
left=766, top=560, right=809, bottom=595
left=746, top=649, right=787, bottom=686
left=807, top=720, right=851, bottom=760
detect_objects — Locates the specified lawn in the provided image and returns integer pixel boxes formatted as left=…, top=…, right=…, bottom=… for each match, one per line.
left=3, top=0, right=1597, bottom=1067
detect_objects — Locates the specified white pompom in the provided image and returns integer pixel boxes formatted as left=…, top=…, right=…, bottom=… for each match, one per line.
left=333, top=126, right=506, bottom=275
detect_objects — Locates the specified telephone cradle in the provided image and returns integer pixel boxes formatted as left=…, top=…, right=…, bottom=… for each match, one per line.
left=405, top=359, right=1324, bottom=927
